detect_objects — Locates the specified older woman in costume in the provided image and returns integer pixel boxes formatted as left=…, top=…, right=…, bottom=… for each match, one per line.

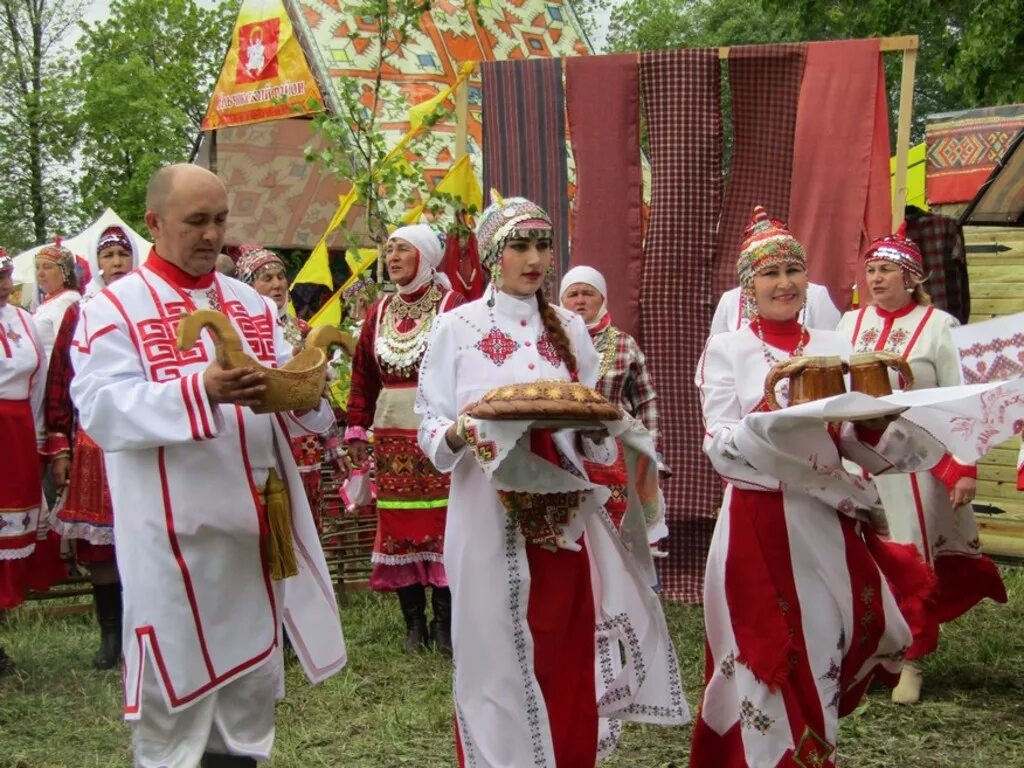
left=416, top=195, right=686, bottom=767
left=837, top=231, right=1007, bottom=705
left=345, top=224, right=463, bottom=655
left=234, top=245, right=343, bottom=524
left=691, top=207, right=939, bottom=767
left=32, top=242, right=82, bottom=359
left=0, top=248, right=65, bottom=674
left=45, top=226, right=135, bottom=669
left=560, top=265, right=663, bottom=531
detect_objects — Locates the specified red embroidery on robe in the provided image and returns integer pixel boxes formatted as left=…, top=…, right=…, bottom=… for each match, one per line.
left=537, top=332, right=562, bottom=368
left=476, top=327, right=519, bottom=366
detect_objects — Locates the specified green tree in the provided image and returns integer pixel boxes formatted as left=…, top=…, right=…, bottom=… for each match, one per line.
left=74, top=0, right=236, bottom=231
left=0, top=0, right=83, bottom=250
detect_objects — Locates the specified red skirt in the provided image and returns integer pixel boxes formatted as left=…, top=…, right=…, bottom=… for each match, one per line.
left=57, top=429, right=114, bottom=545
left=0, top=399, right=65, bottom=607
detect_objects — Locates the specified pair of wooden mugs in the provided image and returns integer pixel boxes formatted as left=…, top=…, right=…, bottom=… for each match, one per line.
left=764, top=352, right=914, bottom=411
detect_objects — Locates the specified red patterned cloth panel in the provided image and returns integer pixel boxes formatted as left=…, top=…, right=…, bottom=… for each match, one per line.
left=712, top=44, right=807, bottom=298
left=565, top=54, right=644, bottom=340
left=481, top=59, right=571, bottom=284
left=639, top=48, right=723, bottom=604
left=789, top=39, right=891, bottom=313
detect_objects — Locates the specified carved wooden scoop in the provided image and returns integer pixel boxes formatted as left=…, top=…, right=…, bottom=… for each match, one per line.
left=176, top=309, right=327, bottom=414
left=305, top=325, right=357, bottom=358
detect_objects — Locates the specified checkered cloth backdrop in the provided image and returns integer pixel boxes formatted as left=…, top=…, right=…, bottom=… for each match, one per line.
left=904, top=208, right=970, bottom=324
left=640, top=49, right=723, bottom=604
left=712, top=44, right=807, bottom=298
left=481, top=59, right=571, bottom=286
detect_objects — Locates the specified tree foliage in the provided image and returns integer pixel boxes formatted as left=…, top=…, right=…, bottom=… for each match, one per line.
left=74, top=0, right=236, bottom=231
left=0, top=0, right=83, bottom=250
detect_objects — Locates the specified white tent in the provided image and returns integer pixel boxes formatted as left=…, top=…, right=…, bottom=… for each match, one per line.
left=12, top=208, right=151, bottom=308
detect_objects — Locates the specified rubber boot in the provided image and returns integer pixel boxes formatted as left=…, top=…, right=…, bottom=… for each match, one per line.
left=91, top=582, right=123, bottom=670
left=430, top=587, right=453, bottom=658
left=397, top=584, right=429, bottom=653
left=891, top=660, right=924, bottom=704
left=0, top=646, right=15, bottom=676
left=200, top=754, right=257, bottom=767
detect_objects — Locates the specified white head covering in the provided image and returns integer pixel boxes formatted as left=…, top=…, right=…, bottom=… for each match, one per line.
left=559, top=265, right=608, bottom=328
left=388, top=224, right=451, bottom=295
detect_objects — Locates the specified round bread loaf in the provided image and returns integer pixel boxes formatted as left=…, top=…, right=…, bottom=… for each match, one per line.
left=466, top=379, right=620, bottom=421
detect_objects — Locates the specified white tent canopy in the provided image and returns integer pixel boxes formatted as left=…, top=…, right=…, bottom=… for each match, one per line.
left=12, top=208, right=151, bottom=307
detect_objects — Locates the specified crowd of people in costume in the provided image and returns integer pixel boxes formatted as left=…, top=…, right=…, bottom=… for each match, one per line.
left=0, top=161, right=1017, bottom=768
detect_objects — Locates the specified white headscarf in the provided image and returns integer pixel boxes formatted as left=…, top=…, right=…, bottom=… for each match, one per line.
left=559, top=265, right=608, bottom=329
left=389, top=224, right=451, bottom=295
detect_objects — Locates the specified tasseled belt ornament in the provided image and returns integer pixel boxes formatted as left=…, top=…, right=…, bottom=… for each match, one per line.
left=497, top=490, right=581, bottom=549
left=262, top=469, right=298, bottom=580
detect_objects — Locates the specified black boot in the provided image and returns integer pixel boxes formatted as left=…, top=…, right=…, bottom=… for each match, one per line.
left=0, top=646, right=15, bottom=676
left=396, top=585, right=429, bottom=653
left=91, top=583, right=122, bottom=670
left=200, top=754, right=257, bottom=767
left=430, top=587, right=453, bottom=658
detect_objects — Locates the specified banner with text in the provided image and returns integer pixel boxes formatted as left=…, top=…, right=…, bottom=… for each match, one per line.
left=201, top=0, right=324, bottom=130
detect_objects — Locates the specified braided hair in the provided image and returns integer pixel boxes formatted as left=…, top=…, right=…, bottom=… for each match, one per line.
left=535, top=288, right=577, bottom=378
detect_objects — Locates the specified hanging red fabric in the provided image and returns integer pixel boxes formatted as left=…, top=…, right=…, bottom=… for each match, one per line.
left=441, top=230, right=485, bottom=302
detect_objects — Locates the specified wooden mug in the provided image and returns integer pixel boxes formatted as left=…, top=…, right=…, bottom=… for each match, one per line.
left=848, top=351, right=915, bottom=396
left=764, top=355, right=848, bottom=410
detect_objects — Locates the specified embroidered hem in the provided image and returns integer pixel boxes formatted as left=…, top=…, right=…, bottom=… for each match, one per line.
left=371, top=551, right=446, bottom=566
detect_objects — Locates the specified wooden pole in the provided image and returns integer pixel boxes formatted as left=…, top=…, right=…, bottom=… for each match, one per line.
left=454, top=70, right=470, bottom=160
left=892, top=42, right=919, bottom=229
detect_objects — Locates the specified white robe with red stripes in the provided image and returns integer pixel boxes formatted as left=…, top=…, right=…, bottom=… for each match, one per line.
left=692, top=325, right=940, bottom=768
left=838, top=303, right=1007, bottom=635
left=70, top=256, right=346, bottom=718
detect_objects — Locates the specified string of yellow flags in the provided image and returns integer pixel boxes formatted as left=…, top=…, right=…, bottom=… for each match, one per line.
left=299, top=61, right=478, bottom=328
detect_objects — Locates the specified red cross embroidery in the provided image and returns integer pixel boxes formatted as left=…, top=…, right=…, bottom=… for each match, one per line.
left=475, top=327, right=519, bottom=366
left=537, top=332, right=562, bottom=368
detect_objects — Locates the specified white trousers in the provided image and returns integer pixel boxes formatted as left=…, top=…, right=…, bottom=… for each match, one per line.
left=132, top=648, right=283, bottom=768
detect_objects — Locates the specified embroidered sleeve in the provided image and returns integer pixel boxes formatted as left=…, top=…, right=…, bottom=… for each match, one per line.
left=345, top=298, right=383, bottom=432
left=415, top=313, right=464, bottom=473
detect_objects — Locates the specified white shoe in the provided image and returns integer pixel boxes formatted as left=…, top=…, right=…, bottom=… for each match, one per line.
left=891, top=661, right=923, bottom=704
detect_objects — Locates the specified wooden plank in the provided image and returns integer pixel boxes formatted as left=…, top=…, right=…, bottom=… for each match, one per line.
left=976, top=478, right=1024, bottom=501
left=969, top=284, right=1024, bottom=299
left=970, top=298, right=1024, bottom=315
left=717, top=34, right=917, bottom=59
left=892, top=45, right=917, bottom=230
left=979, top=464, right=1024, bottom=484
left=967, top=266, right=1024, bottom=281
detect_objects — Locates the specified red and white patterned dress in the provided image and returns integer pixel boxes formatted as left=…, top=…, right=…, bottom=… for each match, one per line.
left=345, top=282, right=463, bottom=590
left=692, top=317, right=936, bottom=767
left=44, top=301, right=116, bottom=563
left=0, top=302, right=64, bottom=607
left=838, top=303, right=1007, bottom=656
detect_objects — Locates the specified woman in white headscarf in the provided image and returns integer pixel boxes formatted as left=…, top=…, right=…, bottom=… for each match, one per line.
left=344, top=224, right=464, bottom=655
left=560, top=266, right=664, bottom=531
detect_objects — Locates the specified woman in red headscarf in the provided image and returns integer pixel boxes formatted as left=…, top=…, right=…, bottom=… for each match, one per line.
left=837, top=230, right=1007, bottom=704
left=44, top=226, right=135, bottom=670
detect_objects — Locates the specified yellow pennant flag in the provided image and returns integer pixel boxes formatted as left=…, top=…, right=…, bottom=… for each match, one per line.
left=345, top=247, right=378, bottom=275
left=291, top=188, right=358, bottom=290
left=308, top=287, right=343, bottom=328
left=400, top=204, right=425, bottom=225
left=434, top=155, right=482, bottom=211
left=409, top=89, right=450, bottom=132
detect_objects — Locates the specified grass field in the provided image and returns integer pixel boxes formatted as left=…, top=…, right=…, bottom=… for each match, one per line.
left=2, top=568, right=1023, bottom=767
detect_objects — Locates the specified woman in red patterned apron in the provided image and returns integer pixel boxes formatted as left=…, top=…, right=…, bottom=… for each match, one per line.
left=45, top=226, right=135, bottom=669
left=837, top=230, right=1007, bottom=704
left=345, top=225, right=463, bottom=655
left=0, top=248, right=64, bottom=675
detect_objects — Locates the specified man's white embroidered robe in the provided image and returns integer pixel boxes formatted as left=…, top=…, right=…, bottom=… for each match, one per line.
left=70, top=262, right=346, bottom=717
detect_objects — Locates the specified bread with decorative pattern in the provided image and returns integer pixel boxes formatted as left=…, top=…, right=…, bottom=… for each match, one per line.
left=466, top=380, right=620, bottom=421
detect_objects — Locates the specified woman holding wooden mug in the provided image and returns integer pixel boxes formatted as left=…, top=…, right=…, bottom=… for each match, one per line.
left=838, top=231, right=1007, bottom=704
left=691, top=207, right=939, bottom=766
